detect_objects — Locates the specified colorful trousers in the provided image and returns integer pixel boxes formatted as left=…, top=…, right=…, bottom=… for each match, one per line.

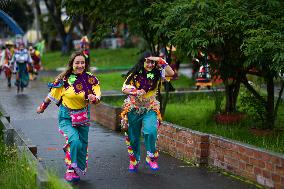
left=15, top=62, right=29, bottom=88
left=58, top=105, right=89, bottom=173
left=126, top=110, right=159, bottom=165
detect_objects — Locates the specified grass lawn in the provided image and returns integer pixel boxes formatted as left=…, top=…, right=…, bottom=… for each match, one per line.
left=0, top=122, right=69, bottom=189
left=96, top=72, right=125, bottom=91
left=42, top=48, right=140, bottom=70
left=103, top=94, right=284, bottom=154
left=164, top=97, right=284, bottom=154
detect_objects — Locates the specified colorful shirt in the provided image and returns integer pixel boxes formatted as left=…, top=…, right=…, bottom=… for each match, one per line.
left=48, top=72, right=101, bottom=110
left=121, top=73, right=162, bottom=130
left=11, top=49, right=32, bottom=72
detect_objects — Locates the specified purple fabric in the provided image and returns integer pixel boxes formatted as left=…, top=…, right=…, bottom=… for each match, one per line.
left=63, top=72, right=99, bottom=99
left=135, top=73, right=155, bottom=92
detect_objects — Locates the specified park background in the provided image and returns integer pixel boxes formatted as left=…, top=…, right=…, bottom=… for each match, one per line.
left=0, top=0, right=283, bottom=189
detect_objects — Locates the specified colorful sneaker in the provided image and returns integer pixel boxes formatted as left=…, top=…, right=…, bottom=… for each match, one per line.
left=64, top=169, right=80, bottom=182
left=146, top=157, right=159, bottom=171
left=128, top=162, right=139, bottom=172
left=73, top=170, right=80, bottom=181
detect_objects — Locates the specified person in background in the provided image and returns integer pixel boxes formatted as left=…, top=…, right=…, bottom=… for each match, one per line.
left=36, top=51, right=101, bottom=182
left=120, top=51, right=174, bottom=172
left=0, top=42, right=13, bottom=87
left=11, top=42, right=32, bottom=93
left=80, top=36, right=90, bottom=66
left=29, top=45, right=41, bottom=80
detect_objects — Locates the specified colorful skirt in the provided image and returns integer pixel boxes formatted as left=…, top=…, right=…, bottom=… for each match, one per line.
left=15, top=62, right=29, bottom=88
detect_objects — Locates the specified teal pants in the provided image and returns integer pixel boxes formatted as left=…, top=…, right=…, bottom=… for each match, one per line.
left=58, top=105, right=89, bottom=172
left=127, top=110, right=158, bottom=161
left=15, top=62, right=29, bottom=88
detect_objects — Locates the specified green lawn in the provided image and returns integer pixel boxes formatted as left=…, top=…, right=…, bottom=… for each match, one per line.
left=164, top=97, right=284, bottom=154
left=42, top=48, right=140, bottom=70
left=96, top=72, right=125, bottom=91
left=103, top=94, right=284, bottom=154
left=0, top=122, right=69, bottom=189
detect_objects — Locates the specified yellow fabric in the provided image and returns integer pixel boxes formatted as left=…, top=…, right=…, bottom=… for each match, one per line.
left=35, top=50, right=40, bottom=56
left=49, top=84, right=101, bottom=110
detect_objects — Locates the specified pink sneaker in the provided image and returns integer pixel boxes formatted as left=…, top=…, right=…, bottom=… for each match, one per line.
left=146, top=157, right=159, bottom=171
left=128, top=162, right=139, bottom=172
left=73, top=170, right=80, bottom=181
left=64, top=170, right=80, bottom=182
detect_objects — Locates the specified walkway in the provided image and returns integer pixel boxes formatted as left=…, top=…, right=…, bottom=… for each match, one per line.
left=0, top=72, right=258, bottom=189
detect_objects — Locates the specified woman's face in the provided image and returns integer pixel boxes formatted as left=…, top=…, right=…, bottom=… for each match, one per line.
left=72, top=55, right=86, bottom=74
left=19, top=44, right=24, bottom=50
left=144, top=58, right=156, bottom=71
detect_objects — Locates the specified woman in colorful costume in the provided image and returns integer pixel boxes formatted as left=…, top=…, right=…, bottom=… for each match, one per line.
left=121, top=52, right=174, bottom=172
left=36, top=51, right=101, bottom=182
left=28, top=45, right=42, bottom=80
left=0, top=42, right=13, bottom=87
left=11, top=42, right=32, bottom=93
left=80, top=36, right=90, bottom=65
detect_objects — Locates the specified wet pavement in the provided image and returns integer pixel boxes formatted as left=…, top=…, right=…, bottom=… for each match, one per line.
left=0, top=72, right=258, bottom=189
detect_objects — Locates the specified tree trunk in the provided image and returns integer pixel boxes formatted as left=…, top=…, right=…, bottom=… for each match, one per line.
left=265, top=76, right=275, bottom=129
left=224, top=80, right=240, bottom=113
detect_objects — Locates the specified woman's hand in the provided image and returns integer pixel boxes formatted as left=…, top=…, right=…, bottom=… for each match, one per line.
left=137, top=89, right=146, bottom=97
left=146, top=56, right=168, bottom=68
left=146, top=56, right=160, bottom=62
left=36, top=106, right=44, bottom=114
left=88, top=94, right=98, bottom=103
left=36, top=99, right=50, bottom=114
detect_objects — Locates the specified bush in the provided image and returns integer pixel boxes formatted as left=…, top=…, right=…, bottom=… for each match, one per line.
left=239, top=87, right=266, bottom=128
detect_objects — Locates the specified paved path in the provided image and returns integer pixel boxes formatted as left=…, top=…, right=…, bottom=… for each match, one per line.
left=0, top=72, right=258, bottom=189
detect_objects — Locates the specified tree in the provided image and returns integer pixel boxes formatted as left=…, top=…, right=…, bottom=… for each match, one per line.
left=2, top=0, right=34, bottom=32
left=43, top=0, right=77, bottom=53
left=162, top=0, right=246, bottom=113
left=240, top=0, right=284, bottom=129
left=164, top=0, right=284, bottom=128
left=64, top=0, right=173, bottom=116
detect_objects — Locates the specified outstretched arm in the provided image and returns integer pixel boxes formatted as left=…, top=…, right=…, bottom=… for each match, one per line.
left=36, top=97, right=51, bottom=114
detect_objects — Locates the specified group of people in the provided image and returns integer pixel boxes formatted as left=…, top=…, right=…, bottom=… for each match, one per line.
left=36, top=50, right=174, bottom=182
left=0, top=41, right=42, bottom=93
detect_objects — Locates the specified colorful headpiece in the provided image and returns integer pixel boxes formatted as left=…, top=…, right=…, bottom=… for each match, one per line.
left=80, top=36, right=89, bottom=48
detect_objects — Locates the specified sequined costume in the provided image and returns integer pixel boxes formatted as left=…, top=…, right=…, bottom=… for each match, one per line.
left=48, top=72, right=101, bottom=174
left=121, top=71, right=162, bottom=168
left=30, top=49, right=41, bottom=73
left=0, top=48, right=12, bottom=87
left=11, top=48, right=32, bottom=90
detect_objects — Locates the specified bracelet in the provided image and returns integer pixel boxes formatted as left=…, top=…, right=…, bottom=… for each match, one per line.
left=39, top=101, right=50, bottom=111
left=90, top=97, right=99, bottom=104
left=159, top=58, right=168, bottom=69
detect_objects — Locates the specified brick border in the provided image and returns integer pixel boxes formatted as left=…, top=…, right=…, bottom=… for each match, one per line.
left=90, top=102, right=122, bottom=131
left=91, top=102, right=284, bottom=189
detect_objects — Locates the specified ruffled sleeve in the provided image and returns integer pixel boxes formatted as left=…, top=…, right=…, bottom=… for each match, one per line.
left=86, top=72, right=101, bottom=102
left=91, top=76, right=101, bottom=101
left=47, top=80, right=64, bottom=104
left=122, top=74, right=136, bottom=91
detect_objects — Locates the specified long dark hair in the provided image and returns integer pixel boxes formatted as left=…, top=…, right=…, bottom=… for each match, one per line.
left=56, top=51, right=90, bottom=81
left=125, top=51, right=161, bottom=90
